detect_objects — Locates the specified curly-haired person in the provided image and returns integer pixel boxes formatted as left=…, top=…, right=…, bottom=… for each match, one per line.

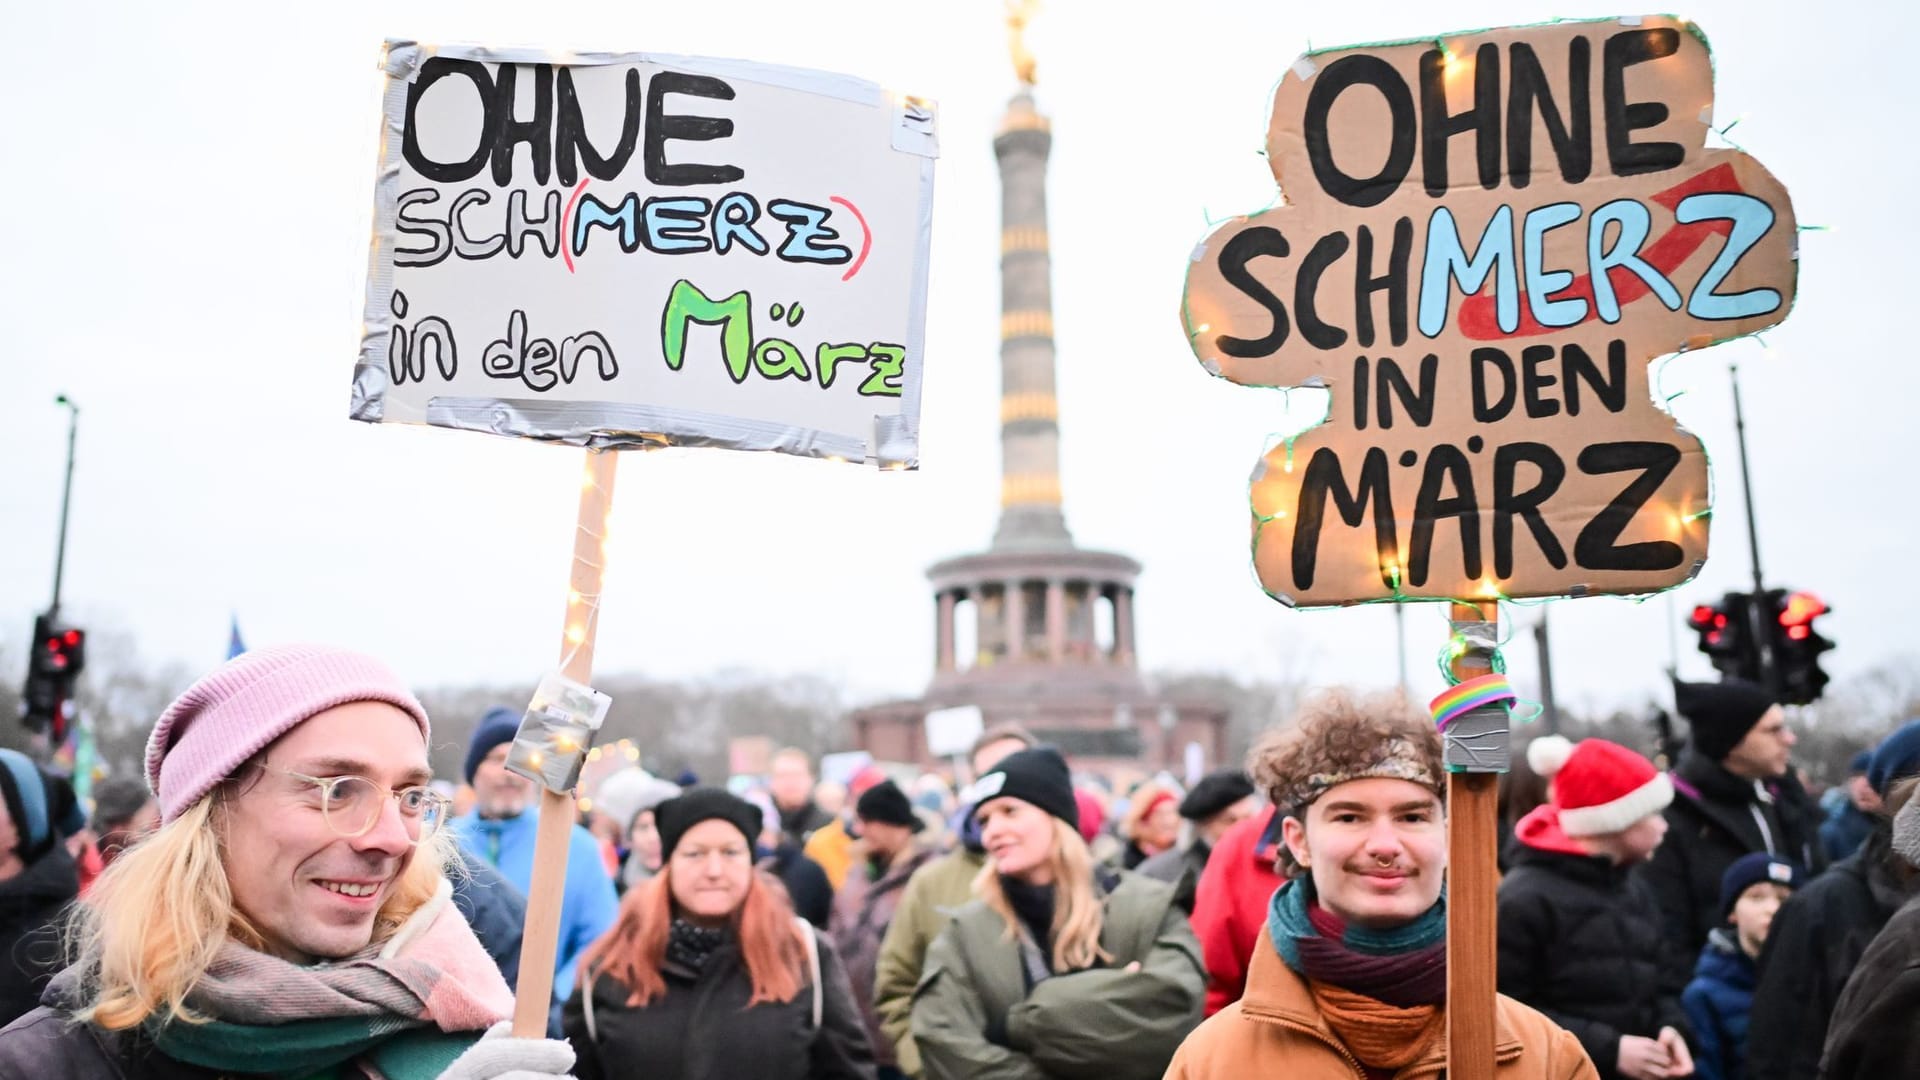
left=1163, top=688, right=1600, bottom=1080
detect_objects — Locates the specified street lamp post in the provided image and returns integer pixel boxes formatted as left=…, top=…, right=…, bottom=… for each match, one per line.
left=50, top=394, right=79, bottom=616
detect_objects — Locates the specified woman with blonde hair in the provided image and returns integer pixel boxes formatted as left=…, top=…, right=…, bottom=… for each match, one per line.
left=563, top=787, right=874, bottom=1079
left=911, top=747, right=1206, bottom=1080
left=0, top=643, right=573, bottom=1079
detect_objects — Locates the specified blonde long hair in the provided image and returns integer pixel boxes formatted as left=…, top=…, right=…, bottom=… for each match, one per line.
left=976, top=818, right=1112, bottom=973
left=69, top=787, right=454, bottom=1030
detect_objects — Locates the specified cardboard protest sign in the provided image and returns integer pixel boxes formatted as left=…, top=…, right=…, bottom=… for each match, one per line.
left=352, top=43, right=938, bottom=468
left=1181, top=17, right=1795, bottom=605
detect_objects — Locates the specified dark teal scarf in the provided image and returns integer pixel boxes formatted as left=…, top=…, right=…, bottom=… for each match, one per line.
left=1267, top=878, right=1448, bottom=1007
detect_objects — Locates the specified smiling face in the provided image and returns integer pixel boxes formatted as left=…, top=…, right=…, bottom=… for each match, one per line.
left=1282, top=777, right=1446, bottom=929
left=668, top=817, right=755, bottom=922
left=977, top=796, right=1059, bottom=884
left=220, top=700, right=431, bottom=963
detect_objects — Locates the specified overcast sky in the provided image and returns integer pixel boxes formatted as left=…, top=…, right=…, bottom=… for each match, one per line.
left=1, top=0, right=1912, bottom=725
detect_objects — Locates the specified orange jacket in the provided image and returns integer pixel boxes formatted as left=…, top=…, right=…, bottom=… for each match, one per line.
left=1163, top=926, right=1599, bottom=1080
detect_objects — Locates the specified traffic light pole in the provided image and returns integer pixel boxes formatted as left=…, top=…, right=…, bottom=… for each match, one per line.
left=50, top=394, right=78, bottom=616
left=1728, top=366, right=1777, bottom=692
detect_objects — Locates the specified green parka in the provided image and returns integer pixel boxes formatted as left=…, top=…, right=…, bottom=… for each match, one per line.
left=909, top=869, right=1206, bottom=1080
left=874, top=846, right=987, bottom=1076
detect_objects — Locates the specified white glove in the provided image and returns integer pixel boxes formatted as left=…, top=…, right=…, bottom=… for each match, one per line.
left=437, top=1021, right=576, bottom=1080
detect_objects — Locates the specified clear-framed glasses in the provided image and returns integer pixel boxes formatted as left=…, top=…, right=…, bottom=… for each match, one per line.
left=259, top=764, right=450, bottom=846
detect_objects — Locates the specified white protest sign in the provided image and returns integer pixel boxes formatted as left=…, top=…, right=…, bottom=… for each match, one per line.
left=352, top=43, right=938, bottom=467
left=925, top=704, right=984, bottom=759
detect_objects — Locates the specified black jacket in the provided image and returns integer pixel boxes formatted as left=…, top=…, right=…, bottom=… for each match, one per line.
left=1133, top=840, right=1210, bottom=914
left=0, top=974, right=220, bottom=1079
left=1, top=844, right=79, bottom=1029
left=563, top=927, right=874, bottom=1080
left=1634, top=751, right=1824, bottom=975
left=767, top=843, right=834, bottom=930
left=1498, top=819, right=1690, bottom=1079
left=1744, top=828, right=1911, bottom=1080
left=1819, top=891, right=1920, bottom=1080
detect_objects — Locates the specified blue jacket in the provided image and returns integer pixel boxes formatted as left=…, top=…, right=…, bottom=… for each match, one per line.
left=1819, top=802, right=1876, bottom=864
left=1682, top=928, right=1757, bottom=1080
left=453, top=809, right=618, bottom=1009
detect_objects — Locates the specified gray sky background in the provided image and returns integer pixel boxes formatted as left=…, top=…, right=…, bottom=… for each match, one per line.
left=1, top=0, right=1912, bottom=722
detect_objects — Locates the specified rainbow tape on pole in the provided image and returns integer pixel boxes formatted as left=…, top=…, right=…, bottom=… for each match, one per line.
left=1429, top=673, right=1516, bottom=731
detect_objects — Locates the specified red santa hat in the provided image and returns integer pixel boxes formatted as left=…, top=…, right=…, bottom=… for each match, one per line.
left=1526, top=735, right=1673, bottom=837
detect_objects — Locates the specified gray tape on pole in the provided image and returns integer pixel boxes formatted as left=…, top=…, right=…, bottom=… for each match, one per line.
left=1446, top=705, right=1512, bottom=773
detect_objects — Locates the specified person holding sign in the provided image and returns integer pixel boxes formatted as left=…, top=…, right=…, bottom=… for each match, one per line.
left=910, top=747, right=1206, bottom=1080
left=0, top=645, right=576, bottom=1079
left=1163, top=690, right=1599, bottom=1080
left=563, top=787, right=876, bottom=1080
left=1497, top=736, right=1693, bottom=1080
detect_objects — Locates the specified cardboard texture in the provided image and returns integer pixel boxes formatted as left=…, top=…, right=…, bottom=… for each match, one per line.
left=1181, top=17, right=1796, bottom=606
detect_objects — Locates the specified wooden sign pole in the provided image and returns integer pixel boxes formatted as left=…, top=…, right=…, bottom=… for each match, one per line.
left=511, top=447, right=620, bottom=1038
left=1445, top=599, right=1500, bottom=1079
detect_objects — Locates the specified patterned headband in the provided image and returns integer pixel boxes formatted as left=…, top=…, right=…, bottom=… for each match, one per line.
left=1279, top=737, right=1443, bottom=815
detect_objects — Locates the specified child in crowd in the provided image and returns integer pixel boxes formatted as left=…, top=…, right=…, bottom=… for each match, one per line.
left=1498, top=736, right=1694, bottom=1080
left=1681, top=854, right=1804, bottom=1080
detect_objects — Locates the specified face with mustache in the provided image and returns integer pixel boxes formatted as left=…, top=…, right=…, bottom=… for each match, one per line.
left=1281, top=777, right=1445, bottom=929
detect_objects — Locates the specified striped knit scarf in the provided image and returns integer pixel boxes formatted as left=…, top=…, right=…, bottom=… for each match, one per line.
left=147, top=880, right=514, bottom=1079
left=1267, top=879, right=1449, bottom=1074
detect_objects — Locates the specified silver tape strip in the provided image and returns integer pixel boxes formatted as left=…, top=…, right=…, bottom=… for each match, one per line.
left=1445, top=704, right=1512, bottom=773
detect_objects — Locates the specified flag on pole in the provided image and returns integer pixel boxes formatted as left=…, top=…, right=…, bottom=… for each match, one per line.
left=227, top=615, right=247, bottom=660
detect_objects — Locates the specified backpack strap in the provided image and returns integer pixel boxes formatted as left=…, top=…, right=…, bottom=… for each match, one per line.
left=583, top=972, right=599, bottom=1044
left=796, top=916, right=823, bottom=1030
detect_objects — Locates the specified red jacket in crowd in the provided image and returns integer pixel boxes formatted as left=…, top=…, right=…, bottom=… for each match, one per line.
left=1189, top=804, right=1285, bottom=1016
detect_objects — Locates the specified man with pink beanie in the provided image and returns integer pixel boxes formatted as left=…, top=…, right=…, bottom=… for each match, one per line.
left=1498, top=735, right=1695, bottom=1080
left=0, top=643, right=576, bottom=1079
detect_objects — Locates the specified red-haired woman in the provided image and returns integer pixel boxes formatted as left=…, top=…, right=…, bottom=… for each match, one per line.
left=564, top=788, right=875, bottom=1080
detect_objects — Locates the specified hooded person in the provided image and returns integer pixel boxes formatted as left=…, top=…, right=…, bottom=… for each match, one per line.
left=1137, top=769, right=1260, bottom=914
left=1636, top=680, right=1825, bottom=972
left=1818, top=774, right=1920, bottom=1079
left=0, top=643, right=574, bottom=1079
left=562, top=787, right=875, bottom=1080
left=0, top=749, right=85, bottom=1028
left=1165, top=688, right=1598, bottom=1080
left=1818, top=751, right=1879, bottom=863
left=1682, top=853, right=1805, bottom=1080
left=910, top=747, right=1206, bottom=1080
left=1744, top=718, right=1920, bottom=1080
left=829, top=780, right=938, bottom=1078
left=873, top=722, right=1035, bottom=1077
left=592, top=769, right=682, bottom=895
left=452, top=705, right=619, bottom=1028
left=1497, top=736, right=1692, bottom=1080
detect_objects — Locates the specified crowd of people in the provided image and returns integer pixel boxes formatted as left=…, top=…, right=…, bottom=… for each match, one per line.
left=1, top=643, right=1918, bottom=1079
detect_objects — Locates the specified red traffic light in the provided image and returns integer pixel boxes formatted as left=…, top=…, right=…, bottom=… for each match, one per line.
left=1778, top=592, right=1827, bottom=628
left=1689, top=604, right=1715, bottom=628
left=61, top=629, right=81, bottom=648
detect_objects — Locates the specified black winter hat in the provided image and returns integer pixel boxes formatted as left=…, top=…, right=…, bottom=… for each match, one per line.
left=856, top=780, right=924, bottom=832
left=967, top=747, right=1078, bottom=831
left=654, top=787, right=764, bottom=860
left=1674, top=678, right=1778, bottom=762
left=1180, top=769, right=1256, bottom=822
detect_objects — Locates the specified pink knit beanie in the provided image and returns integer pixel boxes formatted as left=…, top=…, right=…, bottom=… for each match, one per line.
left=145, top=644, right=431, bottom=823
